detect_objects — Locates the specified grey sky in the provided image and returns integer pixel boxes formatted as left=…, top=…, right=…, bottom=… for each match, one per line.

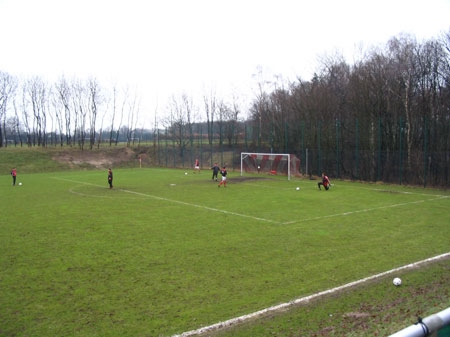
left=1, top=0, right=449, bottom=125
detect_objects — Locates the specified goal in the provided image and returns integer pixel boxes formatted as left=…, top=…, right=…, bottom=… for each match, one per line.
left=240, top=152, right=301, bottom=180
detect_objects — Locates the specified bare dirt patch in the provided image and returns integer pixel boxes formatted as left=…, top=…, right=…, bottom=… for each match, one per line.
left=52, top=147, right=137, bottom=169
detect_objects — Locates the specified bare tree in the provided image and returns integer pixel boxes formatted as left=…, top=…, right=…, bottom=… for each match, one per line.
left=5, top=116, right=20, bottom=145
left=71, top=79, right=89, bottom=149
left=0, top=71, right=17, bottom=147
left=53, top=77, right=72, bottom=146
left=440, top=29, right=450, bottom=86
left=203, top=88, right=217, bottom=165
left=166, top=93, right=194, bottom=159
left=17, top=83, right=32, bottom=146
left=203, top=88, right=217, bottom=146
left=56, top=77, right=73, bottom=146
left=46, top=86, right=56, bottom=146
left=26, top=77, right=48, bottom=146
left=12, top=100, right=23, bottom=146
left=114, top=87, right=127, bottom=146
left=125, top=90, right=140, bottom=146
left=385, top=35, right=422, bottom=179
left=108, top=85, right=118, bottom=145
left=219, top=96, right=241, bottom=148
left=229, top=92, right=242, bottom=146
left=96, top=95, right=111, bottom=148
left=87, top=78, right=101, bottom=149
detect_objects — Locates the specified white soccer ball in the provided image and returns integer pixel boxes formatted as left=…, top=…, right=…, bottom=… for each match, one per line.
left=184, top=172, right=188, bottom=175
left=296, top=187, right=300, bottom=190
left=393, top=277, right=402, bottom=286
left=18, top=182, right=22, bottom=186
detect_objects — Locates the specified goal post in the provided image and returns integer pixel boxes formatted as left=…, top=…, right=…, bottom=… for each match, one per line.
left=240, top=152, right=301, bottom=180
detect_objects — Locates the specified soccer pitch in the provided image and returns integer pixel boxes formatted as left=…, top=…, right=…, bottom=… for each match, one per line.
left=1, top=168, right=449, bottom=336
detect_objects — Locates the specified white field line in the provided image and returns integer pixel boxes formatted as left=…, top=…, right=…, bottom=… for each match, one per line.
left=68, top=185, right=123, bottom=199
left=53, top=177, right=278, bottom=224
left=339, top=184, right=450, bottom=198
left=281, top=195, right=448, bottom=225
left=244, top=179, right=450, bottom=197
left=370, top=188, right=436, bottom=196
left=55, top=178, right=448, bottom=226
left=171, top=252, right=450, bottom=337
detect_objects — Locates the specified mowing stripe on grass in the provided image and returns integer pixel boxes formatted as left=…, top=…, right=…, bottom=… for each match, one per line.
left=53, top=177, right=279, bottom=224
left=171, top=252, right=450, bottom=337
left=355, top=185, right=450, bottom=198
left=281, top=195, right=448, bottom=225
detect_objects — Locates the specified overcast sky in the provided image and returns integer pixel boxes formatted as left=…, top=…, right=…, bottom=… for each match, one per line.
left=1, top=0, right=449, bottom=126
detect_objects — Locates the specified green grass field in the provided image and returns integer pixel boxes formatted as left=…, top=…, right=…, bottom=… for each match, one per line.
left=1, top=166, right=449, bottom=337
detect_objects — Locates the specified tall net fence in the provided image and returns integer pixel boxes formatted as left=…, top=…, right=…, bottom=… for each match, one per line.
left=140, top=117, right=448, bottom=188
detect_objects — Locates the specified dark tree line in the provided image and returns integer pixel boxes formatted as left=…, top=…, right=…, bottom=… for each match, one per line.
left=247, top=33, right=450, bottom=186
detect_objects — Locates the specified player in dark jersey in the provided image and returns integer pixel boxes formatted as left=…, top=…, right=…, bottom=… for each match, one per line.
left=218, top=166, right=227, bottom=187
left=211, top=163, right=220, bottom=181
left=108, top=168, right=113, bottom=189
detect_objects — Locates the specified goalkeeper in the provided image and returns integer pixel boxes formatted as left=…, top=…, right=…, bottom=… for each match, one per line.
left=318, top=172, right=331, bottom=190
left=211, top=163, right=220, bottom=181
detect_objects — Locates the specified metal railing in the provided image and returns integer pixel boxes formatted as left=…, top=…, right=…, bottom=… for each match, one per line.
left=388, top=307, right=450, bottom=337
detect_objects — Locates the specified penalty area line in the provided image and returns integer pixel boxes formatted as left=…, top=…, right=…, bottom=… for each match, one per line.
left=120, top=189, right=279, bottom=224
left=171, top=252, right=450, bottom=337
left=281, top=196, right=447, bottom=225
left=52, top=177, right=278, bottom=224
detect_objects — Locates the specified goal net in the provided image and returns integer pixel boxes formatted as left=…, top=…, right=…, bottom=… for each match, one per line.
left=240, top=152, right=301, bottom=180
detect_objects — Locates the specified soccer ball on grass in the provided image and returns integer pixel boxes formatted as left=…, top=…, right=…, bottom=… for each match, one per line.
left=296, top=187, right=300, bottom=191
left=393, top=277, right=402, bottom=286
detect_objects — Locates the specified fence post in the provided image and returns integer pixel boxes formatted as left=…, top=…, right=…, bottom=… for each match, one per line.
left=377, top=117, right=382, bottom=181
left=423, top=116, right=428, bottom=188
left=285, top=122, right=288, bottom=153
left=399, top=116, right=403, bottom=185
left=318, top=121, right=321, bottom=176
left=336, top=118, right=340, bottom=178
left=300, top=121, right=305, bottom=175
left=355, top=118, right=359, bottom=180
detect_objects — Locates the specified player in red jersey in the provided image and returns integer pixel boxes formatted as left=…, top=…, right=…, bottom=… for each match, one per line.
left=318, top=172, right=330, bottom=190
left=11, top=168, right=17, bottom=186
left=193, top=158, right=200, bottom=174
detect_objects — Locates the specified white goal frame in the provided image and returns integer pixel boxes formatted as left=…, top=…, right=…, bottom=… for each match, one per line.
left=240, top=152, right=299, bottom=180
